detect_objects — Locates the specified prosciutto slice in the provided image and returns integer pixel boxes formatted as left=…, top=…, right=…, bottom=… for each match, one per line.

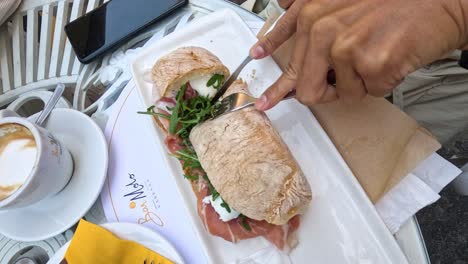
left=184, top=82, right=198, bottom=100
left=165, top=134, right=185, bottom=153
left=194, top=176, right=300, bottom=250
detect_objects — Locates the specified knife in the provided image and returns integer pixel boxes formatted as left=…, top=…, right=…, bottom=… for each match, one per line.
left=211, top=55, right=253, bottom=103
left=211, top=13, right=286, bottom=103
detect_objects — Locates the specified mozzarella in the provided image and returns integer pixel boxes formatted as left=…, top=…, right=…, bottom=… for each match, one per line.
left=189, top=75, right=218, bottom=98
left=203, top=195, right=240, bottom=222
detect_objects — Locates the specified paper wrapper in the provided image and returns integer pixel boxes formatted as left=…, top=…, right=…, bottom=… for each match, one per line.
left=258, top=18, right=441, bottom=203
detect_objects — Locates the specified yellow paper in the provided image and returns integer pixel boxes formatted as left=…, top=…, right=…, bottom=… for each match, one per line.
left=65, top=219, right=174, bottom=264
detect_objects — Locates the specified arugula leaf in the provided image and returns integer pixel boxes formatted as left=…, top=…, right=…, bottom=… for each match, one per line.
left=168, top=84, right=187, bottom=134
left=137, top=105, right=171, bottom=119
left=220, top=200, right=231, bottom=213
left=182, top=138, right=192, bottom=147
left=172, top=95, right=217, bottom=138
left=203, top=174, right=220, bottom=200
left=173, top=148, right=202, bottom=171
left=146, top=105, right=156, bottom=112
left=239, top=215, right=251, bottom=232
left=206, top=74, right=224, bottom=89
left=140, top=82, right=219, bottom=137
left=176, top=149, right=198, bottom=161
left=184, top=174, right=199, bottom=181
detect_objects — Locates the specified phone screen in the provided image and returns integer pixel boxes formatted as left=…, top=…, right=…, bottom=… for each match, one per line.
left=65, top=0, right=187, bottom=63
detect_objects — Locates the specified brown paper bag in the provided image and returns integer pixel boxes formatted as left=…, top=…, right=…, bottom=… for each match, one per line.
left=311, top=98, right=440, bottom=202
left=258, top=18, right=441, bottom=202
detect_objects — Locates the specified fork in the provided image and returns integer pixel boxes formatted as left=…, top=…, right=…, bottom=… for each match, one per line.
left=212, top=90, right=296, bottom=119
left=211, top=56, right=254, bottom=103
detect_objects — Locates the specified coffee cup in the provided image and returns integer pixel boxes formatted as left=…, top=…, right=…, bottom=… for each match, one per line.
left=0, top=109, right=73, bottom=209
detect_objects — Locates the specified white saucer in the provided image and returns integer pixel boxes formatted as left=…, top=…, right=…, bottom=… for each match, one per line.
left=47, top=222, right=184, bottom=264
left=0, top=108, right=108, bottom=241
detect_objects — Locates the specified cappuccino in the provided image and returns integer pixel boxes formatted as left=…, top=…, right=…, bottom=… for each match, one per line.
left=0, top=123, right=37, bottom=201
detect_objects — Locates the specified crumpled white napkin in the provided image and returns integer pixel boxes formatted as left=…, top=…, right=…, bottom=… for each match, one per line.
left=375, top=153, right=461, bottom=234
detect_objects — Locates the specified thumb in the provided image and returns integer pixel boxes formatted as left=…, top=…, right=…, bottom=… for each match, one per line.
left=255, top=65, right=298, bottom=111
left=278, top=0, right=296, bottom=9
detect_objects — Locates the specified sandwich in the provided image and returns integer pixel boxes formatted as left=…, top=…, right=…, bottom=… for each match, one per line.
left=140, top=46, right=312, bottom=251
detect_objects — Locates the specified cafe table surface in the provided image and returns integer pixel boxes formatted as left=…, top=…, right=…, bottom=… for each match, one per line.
left=0, top=0, right=430, bottom=263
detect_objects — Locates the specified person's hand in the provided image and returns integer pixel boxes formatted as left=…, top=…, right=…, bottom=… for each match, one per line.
left=250, top=0, right=468, bottom=110
left=277, top=0, right=297, bottom=9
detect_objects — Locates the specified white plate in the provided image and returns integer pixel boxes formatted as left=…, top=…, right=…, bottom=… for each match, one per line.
left=47, top=222, right=184, bottom=264
left=0, top=109, right=108, bottom=241
left=131, top=8, right=408, bottom=264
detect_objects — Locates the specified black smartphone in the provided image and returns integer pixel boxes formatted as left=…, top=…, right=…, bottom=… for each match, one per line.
left=65, top=0, right=188, bottom=64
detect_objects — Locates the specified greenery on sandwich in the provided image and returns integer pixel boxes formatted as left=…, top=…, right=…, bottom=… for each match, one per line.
left=220, top=200, right=231, bottom=213
left=206, top=74, right=224, bottom=89
left=139, top=82, right=252, bottom=228
left=202, top=174, right=220, bottom=201
left=137, top=105, right=171, bottom=119
left=168, top=83, right=219, bottom=137
left=239, top=215, right=251, bottom=231
left=174, top=147, right=202, bottom=181
left=138, top=83, right=220, bottom=136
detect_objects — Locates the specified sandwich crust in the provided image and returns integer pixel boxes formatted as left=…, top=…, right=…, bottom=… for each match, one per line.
left=190, top=80, right=312, bottom=225
left=151, top=46, right=229, bottom=98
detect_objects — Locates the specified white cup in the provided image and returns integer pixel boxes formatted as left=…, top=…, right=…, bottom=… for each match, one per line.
left=0, top=109, right=73, bottom=209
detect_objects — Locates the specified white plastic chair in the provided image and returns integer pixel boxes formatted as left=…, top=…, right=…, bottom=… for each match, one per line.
left=0, top=0, right=109, bottom=113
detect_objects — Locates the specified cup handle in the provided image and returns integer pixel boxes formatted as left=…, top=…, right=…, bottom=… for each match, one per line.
left=0, top=109, right=20, bottom=118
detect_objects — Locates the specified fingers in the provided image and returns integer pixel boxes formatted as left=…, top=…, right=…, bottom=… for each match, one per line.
left=296, top=15, right=342, bottom=104
left=296, top=0, right=377, bottom=104
left=257, top=0, right=419, bottom=108
left=278, top=0, right=296, bottom=9
left=250, top=0, right=305, bottom=59
left=255, top=3, right=314, bottom=110
left=332, top=49, right=367, bottom=103
left=255, top=65, right=297, bottom=110
left=296, top=45, right=337, bottom=105
left=295, top=5, right=348, bottom=105
left=258, top=0, right=349, bottom=108
left=358, top=49, right=407, bottom=97
left=254, top=20, right=307, bottom=110
left=331, top=28, right=366, bottom=103
left=293, top=1, right=360, bottom=105
left=330, top=8, right=401, bottom=100
left=254, top=1, right=323, bottom=110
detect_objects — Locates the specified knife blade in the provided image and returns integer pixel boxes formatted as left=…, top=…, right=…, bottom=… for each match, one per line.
left=211, top=56, right=253, bottom=103
left=211, top=13, right=286, bottom=103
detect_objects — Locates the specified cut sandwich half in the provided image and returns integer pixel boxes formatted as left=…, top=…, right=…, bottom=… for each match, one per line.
left=140, top=46, right=312, bottom=251
left=149, top=46, right=229, bottom=134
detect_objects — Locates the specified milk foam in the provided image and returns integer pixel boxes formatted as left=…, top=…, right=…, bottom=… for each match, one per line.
left=0, top=129, right=37, bottom=200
